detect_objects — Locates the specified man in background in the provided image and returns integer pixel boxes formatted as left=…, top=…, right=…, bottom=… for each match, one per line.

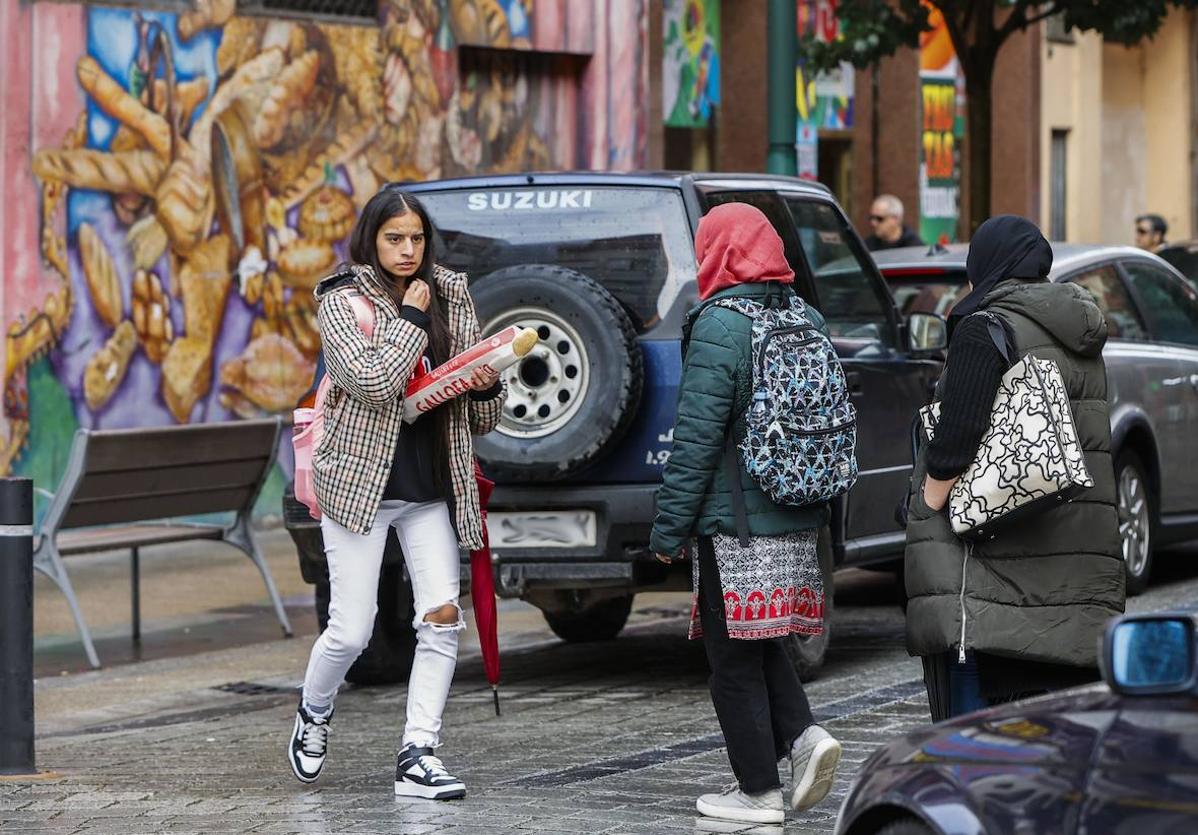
left=1135, top=214, right=1168, bottom=252
left=864, top=195, right=924, bottom=251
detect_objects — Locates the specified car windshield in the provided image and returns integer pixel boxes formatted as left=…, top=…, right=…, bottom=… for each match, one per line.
left=419, top=187, right=696, bottom=332
left=883, top=269, right=969, bottom=318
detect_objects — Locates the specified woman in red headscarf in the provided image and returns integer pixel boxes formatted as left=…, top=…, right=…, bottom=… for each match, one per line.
left=650, top=203, right=842, bottom=825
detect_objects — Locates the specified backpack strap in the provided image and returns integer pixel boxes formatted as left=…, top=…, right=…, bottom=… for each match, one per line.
left=345, top=291, right=376, bottom=338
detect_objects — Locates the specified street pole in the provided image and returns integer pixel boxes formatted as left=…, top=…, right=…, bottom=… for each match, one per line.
left=0, top=477, right=35, bottom=775
left=766, top=0, right=798, bottom=176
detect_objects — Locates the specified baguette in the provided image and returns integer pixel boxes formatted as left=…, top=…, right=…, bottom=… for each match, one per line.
left=83, top=321, right=137, bottom=411
left=179, top=0, right=235, bottom=41
left=78, top=223, right=124, bottom=329
left=32, top=148, right=165, bottom=196
left=252, top=50, right=320, bottom=149
left=77, top=57, right=171, bottom=158
left=217, top=16, right=264, bottom=76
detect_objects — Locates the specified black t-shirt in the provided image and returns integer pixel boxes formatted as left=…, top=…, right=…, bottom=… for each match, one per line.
left=382, top=306, right=449, bottom=503
left=864, top=227, right=925, bottom=251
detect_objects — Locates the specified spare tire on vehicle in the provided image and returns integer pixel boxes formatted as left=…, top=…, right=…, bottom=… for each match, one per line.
left=470, top=265, right=644, bottom=482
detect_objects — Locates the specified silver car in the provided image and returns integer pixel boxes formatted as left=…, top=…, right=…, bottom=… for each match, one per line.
left=874, top=243, right=1198, bottom=595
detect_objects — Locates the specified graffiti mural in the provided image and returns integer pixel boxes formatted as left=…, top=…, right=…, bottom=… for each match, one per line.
left=2, top=0, right=647, bottom=513
left=662, top=0, right=719, bottom=128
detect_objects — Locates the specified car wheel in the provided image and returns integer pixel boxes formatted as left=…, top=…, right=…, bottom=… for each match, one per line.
left=470, top=265, right=644, bottom=481
left=314, top=550, right=417, bottom=687
left=783, top=527, right=834, bottom=682
left=541, top=592, right=634, bottom=643
left=875, top=819, right=935, bottom=835
left=1116, top=450, right=1155, bottom=596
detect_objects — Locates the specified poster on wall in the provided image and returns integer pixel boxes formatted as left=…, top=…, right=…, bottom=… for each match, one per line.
left=918, top=1, right=964, bottom=245
left=663, top=0, right=720, bottom=128
left=796, top=124, right=819, bottom=181
left=796, top=0, right=854, bottom=133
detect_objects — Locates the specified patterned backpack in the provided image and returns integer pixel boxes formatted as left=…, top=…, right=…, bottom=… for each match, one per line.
left=705, top=288, right=858, bottom=543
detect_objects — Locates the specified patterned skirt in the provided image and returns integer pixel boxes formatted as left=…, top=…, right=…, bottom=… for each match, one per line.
left=688, top=530, right=824, bottom=641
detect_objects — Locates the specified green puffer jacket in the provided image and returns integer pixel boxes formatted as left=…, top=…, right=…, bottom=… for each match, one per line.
left=650, top=284, right=831, bottom=558
left=905, top=279, right=1125, bottom=667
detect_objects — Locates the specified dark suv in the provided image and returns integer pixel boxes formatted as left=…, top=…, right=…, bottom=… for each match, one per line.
left=284, top=172, right=945, bottom=682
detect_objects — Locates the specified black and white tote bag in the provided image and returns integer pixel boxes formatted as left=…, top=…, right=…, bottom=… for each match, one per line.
left=920, top=313, right=1093, bottom=540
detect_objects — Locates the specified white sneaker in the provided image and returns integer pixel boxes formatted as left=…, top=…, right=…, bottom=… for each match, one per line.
left=789, top=724, right=842, bottom=811
left=394, top=744, right=466, bottom=800
left=696, top=783, right=785, bottom=824
left=288, top=701, right=332, bottom=783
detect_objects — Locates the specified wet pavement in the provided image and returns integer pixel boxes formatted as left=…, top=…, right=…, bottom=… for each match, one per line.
left=7, top=538, right=1198, bottom=834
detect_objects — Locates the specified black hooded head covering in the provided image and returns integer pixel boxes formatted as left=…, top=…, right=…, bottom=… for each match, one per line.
left=950, top=215, right=1053, bottom=334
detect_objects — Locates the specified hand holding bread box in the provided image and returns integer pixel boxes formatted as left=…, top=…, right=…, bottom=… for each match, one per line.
left=403, top=325, right=538, bottom=422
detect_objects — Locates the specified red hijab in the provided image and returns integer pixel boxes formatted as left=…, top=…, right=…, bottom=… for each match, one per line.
left=695, top=203, right=795, bottom=300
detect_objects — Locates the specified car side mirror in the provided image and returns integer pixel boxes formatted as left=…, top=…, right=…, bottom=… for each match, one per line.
left=1101, top=614, right=1197, bottom=695
left=907, top=312, right=948, bottom=353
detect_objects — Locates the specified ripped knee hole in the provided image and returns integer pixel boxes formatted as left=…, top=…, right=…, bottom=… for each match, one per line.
left=422, top=603, right=461, bottom=626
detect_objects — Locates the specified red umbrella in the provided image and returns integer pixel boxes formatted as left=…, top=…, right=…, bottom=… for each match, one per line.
left=471, top=460, right=502, bottom=715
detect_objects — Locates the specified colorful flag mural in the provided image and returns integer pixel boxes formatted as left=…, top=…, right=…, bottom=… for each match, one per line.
left=918, top=1, right=964, bottom=245
left=663, top=0, right=720, bottom=128
left=0, top=0, right=647, bottom=515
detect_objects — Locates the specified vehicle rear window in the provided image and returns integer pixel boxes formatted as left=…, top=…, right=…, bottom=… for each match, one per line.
left=884, top=269, right=968, bottom=318
left=418, top=187, right=696, bottom=332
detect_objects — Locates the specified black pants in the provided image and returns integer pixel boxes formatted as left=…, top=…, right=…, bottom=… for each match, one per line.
left=697, top=536, right=815, bottom=794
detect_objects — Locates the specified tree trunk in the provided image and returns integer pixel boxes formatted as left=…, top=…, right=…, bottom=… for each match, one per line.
left=964, top=70, right=992, bottom=237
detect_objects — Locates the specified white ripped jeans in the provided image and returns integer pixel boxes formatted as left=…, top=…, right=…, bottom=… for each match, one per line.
left=302, top=499, right=463, bottom=749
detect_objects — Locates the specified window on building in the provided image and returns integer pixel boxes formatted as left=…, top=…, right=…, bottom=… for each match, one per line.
left=1046, top=12, right=1076, bottom=44
left=1050, top=129, right=1068, bottom=241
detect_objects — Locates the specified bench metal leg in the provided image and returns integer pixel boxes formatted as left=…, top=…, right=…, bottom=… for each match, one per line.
left=131, top=546, right=141, bottom=645
left=225, top=516, right=293, bottom=638
left=32, top=542, right=101, bottom=668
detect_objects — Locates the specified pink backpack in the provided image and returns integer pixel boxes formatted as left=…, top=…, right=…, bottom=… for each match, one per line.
left=293, top=293, right=375, bottom=520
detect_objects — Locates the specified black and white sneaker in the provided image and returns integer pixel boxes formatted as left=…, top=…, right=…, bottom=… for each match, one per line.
left=394, top=743, right=466, bottom=800
left=288, top=701, right=332, bottom=783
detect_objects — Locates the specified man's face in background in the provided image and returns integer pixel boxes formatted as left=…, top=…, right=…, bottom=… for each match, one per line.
left=869, top=200, right=902, bottom=243
left=1135, top=220, right=1164, bottom=250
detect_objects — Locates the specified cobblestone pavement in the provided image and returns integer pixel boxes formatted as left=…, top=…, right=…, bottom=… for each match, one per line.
left=6, top=557, right=1198, bottom=835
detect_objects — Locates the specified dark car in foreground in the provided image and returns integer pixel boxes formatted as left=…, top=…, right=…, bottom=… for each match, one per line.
left=835, top=611, right=1198, bottom=835
left=285, top=172, right=948, bottom=683
left=874, top=243, right=1198, bottom=595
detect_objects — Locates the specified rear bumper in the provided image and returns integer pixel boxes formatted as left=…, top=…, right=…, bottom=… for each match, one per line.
left=486, top=483, right=657, bottom=563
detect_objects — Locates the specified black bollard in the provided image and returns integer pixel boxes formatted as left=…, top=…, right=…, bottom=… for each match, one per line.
left=0, top=477, right=35, bottom=775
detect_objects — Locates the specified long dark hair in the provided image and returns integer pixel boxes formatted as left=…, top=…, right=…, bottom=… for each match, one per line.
left=348, top=187, right=452, bottom=493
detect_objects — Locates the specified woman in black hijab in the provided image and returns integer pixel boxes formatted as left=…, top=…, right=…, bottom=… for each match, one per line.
left=923, top=215, right=1053, bottom=511
left=905, top=215, right=1123, bottom=719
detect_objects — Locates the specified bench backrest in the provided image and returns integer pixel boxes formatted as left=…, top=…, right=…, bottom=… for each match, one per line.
left=50, top=418, right=282, bottom=531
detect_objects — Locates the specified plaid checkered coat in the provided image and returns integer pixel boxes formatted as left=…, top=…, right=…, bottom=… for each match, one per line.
left=312, top=263, right=505, bottom=546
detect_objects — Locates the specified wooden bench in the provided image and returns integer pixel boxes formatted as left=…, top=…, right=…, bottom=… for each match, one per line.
left=32, top=418, right=292, bottom=667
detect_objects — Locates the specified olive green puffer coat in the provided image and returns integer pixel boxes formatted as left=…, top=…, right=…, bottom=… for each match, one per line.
left=650, top=284, right=830, bottom=558
left=905, top=279, right=1125, bottom=667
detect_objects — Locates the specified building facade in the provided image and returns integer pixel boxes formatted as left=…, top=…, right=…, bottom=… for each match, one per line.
left=1040, top=8, right=1195, bottom=246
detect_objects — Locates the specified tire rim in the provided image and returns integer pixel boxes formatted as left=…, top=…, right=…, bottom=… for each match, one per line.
left=483, top=307, right=590, bottom=439
left=1118, top=466, right=1151, bottom=579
